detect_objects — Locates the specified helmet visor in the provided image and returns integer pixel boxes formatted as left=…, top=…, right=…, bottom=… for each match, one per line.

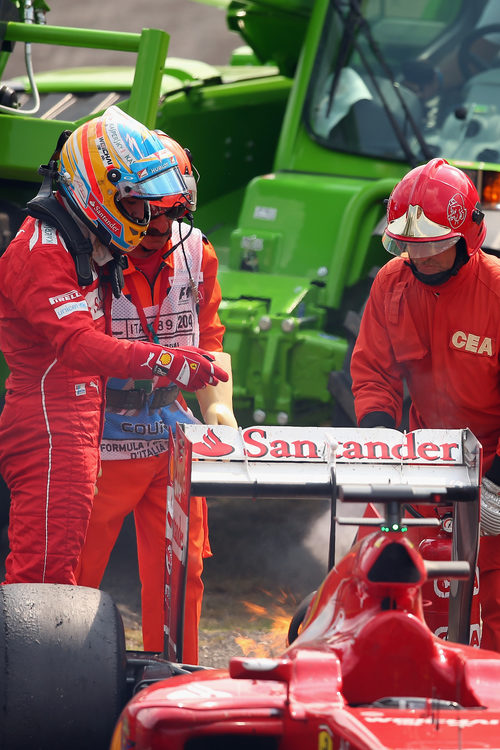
left=116, top=164, right=188, bottom=201
left=383, top=203, right=458, bottom=258
left=183, top=172, right=197, bottom=211
left=383, top=234, right=460, bottom=259
left=386, top=204, right=453, bottom=240
left=150, top=172, right=197, bottom=215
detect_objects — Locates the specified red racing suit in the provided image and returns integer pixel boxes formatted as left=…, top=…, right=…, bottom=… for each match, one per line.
left=76, top=223, right=224, bottom=661
left=351, top=249, right=500, bottom=649
left=0, top=216, right=188, bottom=585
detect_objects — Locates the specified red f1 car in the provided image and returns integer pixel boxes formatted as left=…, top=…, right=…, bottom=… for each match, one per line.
left=1, top=426, right=496, bottom=750
left=108, top=424, right=500, bottom=750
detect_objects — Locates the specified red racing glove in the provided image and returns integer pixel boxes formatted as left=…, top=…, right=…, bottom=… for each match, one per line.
left=152, top=345, right=229, bottom=391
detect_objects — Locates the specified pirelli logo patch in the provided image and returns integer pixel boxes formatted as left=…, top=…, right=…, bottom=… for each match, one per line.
left=450, top=330, right=495, bottom=357
left=49, top=290, right=80, bottom=305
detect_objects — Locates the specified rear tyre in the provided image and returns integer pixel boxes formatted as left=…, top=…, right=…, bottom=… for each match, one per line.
left=0, top=583, right=127, bottom=750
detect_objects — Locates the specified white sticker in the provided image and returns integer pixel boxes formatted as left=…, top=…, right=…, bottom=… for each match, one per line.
left=253, top=206, right=277, bottom=221
left=41, top=225, right=58, bottom=245
left=85, top=287, right=104, bottom=320
left=54, top=300, right=89, bottom=319
left=241, top=235, right=264, bottom=251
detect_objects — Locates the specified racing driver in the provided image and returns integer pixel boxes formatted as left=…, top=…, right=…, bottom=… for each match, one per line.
left=0, top=106, right=228, bottom=587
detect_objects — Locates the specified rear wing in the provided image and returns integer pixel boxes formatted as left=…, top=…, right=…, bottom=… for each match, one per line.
left=164, top=426, right=481, bottom=660
left=185, top=425, right=480, bottom=498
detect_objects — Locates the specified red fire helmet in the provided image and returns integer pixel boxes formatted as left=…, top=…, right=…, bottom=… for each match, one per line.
left=383, top=158, right=486, bottom=259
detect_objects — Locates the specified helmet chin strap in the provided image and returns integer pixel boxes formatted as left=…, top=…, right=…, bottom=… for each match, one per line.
left=405, top=240, right=469, bottom=286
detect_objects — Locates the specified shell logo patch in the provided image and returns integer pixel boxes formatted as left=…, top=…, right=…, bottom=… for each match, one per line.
left=158, top=351, right=173, bottom=367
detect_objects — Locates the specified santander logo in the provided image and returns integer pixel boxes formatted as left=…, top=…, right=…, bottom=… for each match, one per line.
left=191, top=427, right=460, bottom=463
left=193, top=428, right=234, bottom=457
left=88, top=195, right=121, bottom=235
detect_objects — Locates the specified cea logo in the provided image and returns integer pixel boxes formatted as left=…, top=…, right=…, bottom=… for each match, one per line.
left=451, top=330, right=494, bottom=356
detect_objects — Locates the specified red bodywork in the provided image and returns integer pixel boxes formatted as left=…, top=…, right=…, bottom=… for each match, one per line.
left=112, top=527, right=500, bottom=749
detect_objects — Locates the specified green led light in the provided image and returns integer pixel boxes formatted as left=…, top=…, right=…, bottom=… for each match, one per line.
left=381, top=526, right=390, bottom=532
left=401, top=526, right=408, bottom=532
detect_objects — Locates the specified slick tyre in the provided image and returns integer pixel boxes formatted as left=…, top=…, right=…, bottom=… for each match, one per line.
left=0, top=583, right=127, bottom=750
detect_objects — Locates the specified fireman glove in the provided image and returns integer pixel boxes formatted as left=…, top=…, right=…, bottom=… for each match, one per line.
left=480, top=476, right=500, bottom=536
left=196, top=351, right=238, bottom=428
left=152, top=346, right=229, bottom=392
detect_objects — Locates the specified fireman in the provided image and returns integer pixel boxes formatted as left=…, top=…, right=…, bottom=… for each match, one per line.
left=350, top=157, right=500, bottom=651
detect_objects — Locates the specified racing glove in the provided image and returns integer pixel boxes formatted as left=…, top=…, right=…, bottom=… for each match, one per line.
left=481, top=476, right=500, bottom=536
left=196, top=351, right=238, bottom=428
left=151, top=345, right=229, bottom=391
left=359, top=411, right=396, bottom=429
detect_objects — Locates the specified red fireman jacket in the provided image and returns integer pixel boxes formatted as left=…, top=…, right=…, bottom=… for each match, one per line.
left=351, top=250, right=500, bottom=472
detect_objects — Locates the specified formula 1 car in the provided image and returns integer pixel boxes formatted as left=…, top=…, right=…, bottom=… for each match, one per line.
left=1, top=425, right=496, bottom=750
left=110, top=424, right=500, bottom=750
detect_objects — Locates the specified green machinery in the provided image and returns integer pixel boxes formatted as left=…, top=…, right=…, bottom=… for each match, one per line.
left=0, top=0, right=499, bottom=426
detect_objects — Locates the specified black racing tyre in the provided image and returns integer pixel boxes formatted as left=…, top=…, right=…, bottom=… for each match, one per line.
left=287, top=591, right=316, bottom=645
left=0, top=584, right=127, bottom=750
